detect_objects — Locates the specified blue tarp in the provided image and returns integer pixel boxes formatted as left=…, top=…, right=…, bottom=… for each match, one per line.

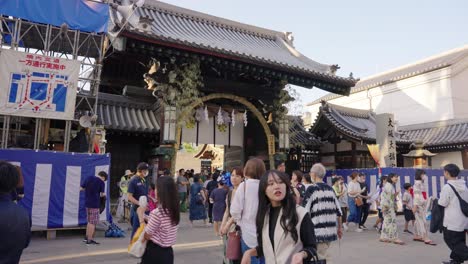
left=0, top=0, right=109, bottom=33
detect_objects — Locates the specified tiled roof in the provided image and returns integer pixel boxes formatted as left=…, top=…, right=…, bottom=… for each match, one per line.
left=311, top=101, right=410, bottom=143
left=310, top=101, right=468, bottom=149
left=112, top=1, right=356, bottom=93
left=307, top=45, right=468, bottom=105
left=289, top=116, right=321, bottom=147
left=401, top=121, right=468, bottom=149
left=97, top=93, right=160, bottom=133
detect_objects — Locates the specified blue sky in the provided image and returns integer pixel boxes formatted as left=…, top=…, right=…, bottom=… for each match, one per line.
left=162, top=0, right=468, bottom=105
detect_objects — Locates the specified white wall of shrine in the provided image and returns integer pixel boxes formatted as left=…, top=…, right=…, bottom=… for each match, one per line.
left=306, top=52, right=468, bottom=128
left=305, top=67, right=459, bottom=127
left=431, top=151, right=463, bottom=169
left=451, top=59, right=468, bottom=120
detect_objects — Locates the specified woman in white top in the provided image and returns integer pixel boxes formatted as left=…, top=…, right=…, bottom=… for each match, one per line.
left=347, top=172, right=365, bottom=232
left=230, top=158, right=266, bottom=264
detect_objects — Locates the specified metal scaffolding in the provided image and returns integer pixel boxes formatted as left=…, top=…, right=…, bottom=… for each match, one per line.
left=0, top=16, right=105, bottom=151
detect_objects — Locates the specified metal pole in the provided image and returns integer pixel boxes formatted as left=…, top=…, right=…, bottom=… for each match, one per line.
left=64, top=120, right=71, bottom=152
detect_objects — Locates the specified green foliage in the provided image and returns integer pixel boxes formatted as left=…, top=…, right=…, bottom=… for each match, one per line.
left=182, top=142, right=197, bottom=153
left=156, top=59, right=204, bottom=118
left=270, top=80, right=294, bottom=122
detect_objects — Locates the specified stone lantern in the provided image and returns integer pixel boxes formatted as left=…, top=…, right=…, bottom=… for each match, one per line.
left=403, top=140, right=436, bottom=168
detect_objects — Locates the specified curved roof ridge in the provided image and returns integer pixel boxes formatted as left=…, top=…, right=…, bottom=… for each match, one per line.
left=307, top=44, right=468, bottom=106
left=145, top=0, right=285, bottom=40
left=322, top=101, right=373, bottom=119
left=360, top=44, right=468, bottom=83
left=275, top=36, right=331, bottom=73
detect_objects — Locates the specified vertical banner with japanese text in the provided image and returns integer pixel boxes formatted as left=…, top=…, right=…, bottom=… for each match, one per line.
left=0, top=49, right=80, bottom=120
left=376, top=113, right=397, bottom=167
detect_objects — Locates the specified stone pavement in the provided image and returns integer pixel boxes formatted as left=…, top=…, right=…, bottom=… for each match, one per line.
left=20, top=213, right=451, bottom=264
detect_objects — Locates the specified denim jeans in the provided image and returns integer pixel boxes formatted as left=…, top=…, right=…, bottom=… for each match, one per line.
left=130, top=206, right=140, bottom=239
left=241, top=238, right=265, bottom=264
left=347, top=197, right=361, bottom=224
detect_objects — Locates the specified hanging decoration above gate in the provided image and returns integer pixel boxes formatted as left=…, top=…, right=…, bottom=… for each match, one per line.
left=231, top=109, right=236, bottom=127
left=216, top=107, right=231, bottom=132
left=181, top=105, right=245, bottom=147
left=143, top=57, right=203, bottom=114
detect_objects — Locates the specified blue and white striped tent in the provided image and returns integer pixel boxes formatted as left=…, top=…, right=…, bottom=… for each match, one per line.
left=0, top=149, right=111, bottom=229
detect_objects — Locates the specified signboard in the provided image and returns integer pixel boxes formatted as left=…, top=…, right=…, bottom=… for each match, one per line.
left=0, top=49, right=80, bottom=120
left=0, top=149, right=111, bottom=228
left=376, top=113, right=397, bottom=167
left=268, top=134, right=275, bottom=155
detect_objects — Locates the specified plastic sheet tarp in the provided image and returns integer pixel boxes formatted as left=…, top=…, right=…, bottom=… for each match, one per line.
left=0, top=0, right=109, bottom=33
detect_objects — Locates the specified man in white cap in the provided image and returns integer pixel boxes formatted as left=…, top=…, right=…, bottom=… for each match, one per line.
left=116, top=169, right=133, bottom=222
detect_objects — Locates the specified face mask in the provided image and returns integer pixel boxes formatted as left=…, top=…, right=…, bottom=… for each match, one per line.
left=143, top=171, right=149, bottom=177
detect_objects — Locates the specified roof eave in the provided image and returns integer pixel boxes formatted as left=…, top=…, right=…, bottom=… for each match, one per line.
left=122, top=31, right=355, bottom=94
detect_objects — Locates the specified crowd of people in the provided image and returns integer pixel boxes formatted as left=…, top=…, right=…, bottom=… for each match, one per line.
left=116, top=159, right=468, bottom=264
left=0, top=158, right=466, bottom=264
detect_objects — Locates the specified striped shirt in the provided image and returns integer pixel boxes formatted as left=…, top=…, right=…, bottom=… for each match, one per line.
left=145, top=207, right=178, bottom=247
left=302, top=182, right=342, bottom=243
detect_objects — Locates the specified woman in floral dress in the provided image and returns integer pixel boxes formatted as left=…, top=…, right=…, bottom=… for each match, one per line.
left=379, top=173, right=405, bottom=245
left=412, top=169, right=436, bottom=245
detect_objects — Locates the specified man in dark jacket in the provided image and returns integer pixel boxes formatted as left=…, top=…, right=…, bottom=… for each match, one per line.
left=0, top=161, right=31, bottom=264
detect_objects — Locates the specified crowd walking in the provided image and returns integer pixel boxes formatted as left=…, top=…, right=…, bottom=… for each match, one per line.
left=111, top=161, right=468, bottom=264
left=2, top=157, right=467, bottom=264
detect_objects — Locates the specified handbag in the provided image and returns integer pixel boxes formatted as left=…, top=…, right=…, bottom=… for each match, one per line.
left=226, top=228, right=242, bottom=260
left=354, top=197, right=363, bottom=207
left=195, top=193, right=204, bottom=205
left=128, top=226, right=147, bottom=258
left=226, top=181, right=247, bottom=260
left=305, top=248, right=326, bottom=264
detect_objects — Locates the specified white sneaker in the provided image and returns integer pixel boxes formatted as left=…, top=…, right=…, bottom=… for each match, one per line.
left=343, top=223, right=349, bottom=232
left=355, top=228, right=363, bottom=233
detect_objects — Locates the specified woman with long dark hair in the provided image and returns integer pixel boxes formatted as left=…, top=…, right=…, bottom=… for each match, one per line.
left=142, top=176, right=180, bottom=264
left=379, top=173, right=404, bottom=245
left=241, top=170, right=317, bottom=264
left=412, top=169, right=436, bottom=245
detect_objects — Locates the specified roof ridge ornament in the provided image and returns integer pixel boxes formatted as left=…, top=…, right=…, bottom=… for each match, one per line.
left=284, top=32, right=294, bottom=47
left=330, top=65, right=340, bottom=75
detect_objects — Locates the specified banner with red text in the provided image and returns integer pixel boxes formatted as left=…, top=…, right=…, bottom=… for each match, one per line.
left=0, top=49, right=80, bottom=120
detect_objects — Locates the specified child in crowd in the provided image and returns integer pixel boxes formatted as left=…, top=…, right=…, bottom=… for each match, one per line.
left=210, top=179, right=228, bottom=236
left=402, top=183, right=415, bottom=234
left=148, top=183, right=157, bottom=212
left=374, top=176, right=387, bottom=232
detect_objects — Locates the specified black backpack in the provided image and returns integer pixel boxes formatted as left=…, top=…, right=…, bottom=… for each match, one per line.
left=448, top=184, right=468, bottom=217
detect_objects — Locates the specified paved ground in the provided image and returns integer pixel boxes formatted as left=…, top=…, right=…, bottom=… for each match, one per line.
left=20, top=213, right=451, bottom=264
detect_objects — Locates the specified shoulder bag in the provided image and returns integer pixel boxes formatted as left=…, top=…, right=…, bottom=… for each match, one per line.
left=226, top=180, right=245, bottom=260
